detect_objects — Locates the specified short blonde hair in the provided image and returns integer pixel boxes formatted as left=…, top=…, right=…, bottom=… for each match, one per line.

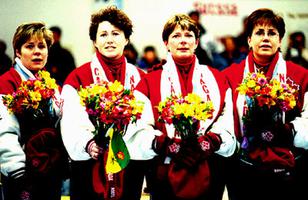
left=13, top=22, right=53, bottom=58
left=162, top=14, right=200, bottom=42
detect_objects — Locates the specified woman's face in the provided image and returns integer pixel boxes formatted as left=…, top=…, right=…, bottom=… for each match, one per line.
left=165, top=25, right=198, bottom=61
left=248, top=24, right=282, bottom=63
left=16, top=36, right=48, bottom=71
left=94, top=21, right=128, bottom=59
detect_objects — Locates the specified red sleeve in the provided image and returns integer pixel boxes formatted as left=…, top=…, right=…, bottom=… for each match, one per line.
left=63, top=62, right=93, bottom=90
left=0, top=68, right=21, bottom=94
left=222, top=60, right=246, bottom=139
left=136, top=74, right=150, bottom=97
left=136, top=67, right=146, bottom=79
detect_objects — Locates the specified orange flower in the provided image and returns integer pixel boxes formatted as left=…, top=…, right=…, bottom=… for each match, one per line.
left=2, top=70, right=57, bottom=115
left=237, top=72, right=298, bottom=112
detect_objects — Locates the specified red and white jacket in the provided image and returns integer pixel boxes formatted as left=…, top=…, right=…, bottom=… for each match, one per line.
left=130, top=53, right=237, bottom=161
left=223, top=51, right=308, bottom=149
left=60, top=53, right=145, bottom=160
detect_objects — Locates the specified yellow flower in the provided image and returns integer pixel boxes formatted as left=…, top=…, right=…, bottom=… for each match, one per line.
left=34, top=80, right=42, bottom=88
left=173, top=103, right=184, bottom=116
left=4, top=94, right=14, bottom=102
left=271, top=79, right=280, bottom=87
left=78, top=88, right=88, bottom=99
left=157, top=101, right=166, bottom=112
left=45, top=77, right=57, bottom=89
left=131, top=100, right=144, bottom=115
left=92, top=84, right=107, bottom=96
left=198, top=102, right=213, bottom=120
left=29, top=91, right=42, bottom=102
left=183, top=104, right=195, bottom=118
left=269, top=99, right=276, bottom=106
left=39, top=70, right=51, bottom=79
left=39, top=70, right=57, bottom=89
left=185, top=93, right=202, bottom=104
left=109, top=80, right=124, bottom=93
left=247, top=80, right=256, bottom=88
left=237, top=84, right=248, bottom=95
left=255, top=85, right=261, bottom=93
left=290, top=99, right=296, bottom=108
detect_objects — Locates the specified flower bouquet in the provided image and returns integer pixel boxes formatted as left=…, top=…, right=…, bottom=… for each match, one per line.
left=237, top=72, right=298, bottom=169
left=157, top=93, right=214, bottom=139
left=78, top=80, right=144, bottom=173
left=3, top=70, right=58, bottom=115
left=79, top=80, right=143, bottom=199
left=237, top=72, right=298, bottom=136
left=2, top=70, right=58, bottom=137
left=157, top=93, right=215, bottom=199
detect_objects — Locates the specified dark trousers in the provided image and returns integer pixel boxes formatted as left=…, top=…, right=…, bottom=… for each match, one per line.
left=120, top=159, right=154, bottom=200
left=293, top=151, right=308, bottom=200
left=206, top=154, right=233, bottom=200
left=2, top=174, right=62, bottom=200
left=222, top=152, right=308, bottom=200
left=70, top=160, right=101, bottom=200
left=238, top=162, right=295, bottom=200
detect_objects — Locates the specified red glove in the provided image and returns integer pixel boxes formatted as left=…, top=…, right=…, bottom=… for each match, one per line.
left=152, top=135, right=181, bottom=157
left=198, top=132, right=222, bottom=156
left=173, top=132, right=222, bottom=170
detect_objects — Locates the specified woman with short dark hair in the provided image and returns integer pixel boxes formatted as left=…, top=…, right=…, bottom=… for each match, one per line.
left=60, top=6, right=145, bottom=200
left=223, top=8, right=308, bottom=200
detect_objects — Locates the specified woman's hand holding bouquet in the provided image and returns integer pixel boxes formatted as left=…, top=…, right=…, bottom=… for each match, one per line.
left=78, top=80, right=144, bottom=173
left=155, top=93, right=221, bottom=199
left=155, top=93, right=220, bottom=170
left=237, top=72, right=298, bottom=169
left=2, top=70, right=68, bottom=177
left=79, top=80, right=144, bottom=199
left=237, top=72, right=298, bottom=148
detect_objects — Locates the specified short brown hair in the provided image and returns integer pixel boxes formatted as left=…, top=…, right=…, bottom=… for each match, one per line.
left=89, top=6, right=133, bottom=41
left=13, top=22, right=53, bottom=58
left=245, top=8, right=285, bottom=39
left=162, top=14, right=200, bottom=42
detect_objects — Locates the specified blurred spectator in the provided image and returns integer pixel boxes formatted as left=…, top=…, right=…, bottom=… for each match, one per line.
left=137, top=45, right=160, bottom=72
left=195, top=44, right=213, bottom=66
left=188, top=10, right=206, bottom=36
left=285, top=31, right=308, bottom=69
left=212, top=35, right=246, bottom=71
left=235, top=16, right=250, bottom=56
left=124, top=43, right=138, bottom=65
left=0, top=40, right=12, bottom=75
left=46, top=26, right=76, bottom=86
left=188, top=10, right=212, bottom=65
